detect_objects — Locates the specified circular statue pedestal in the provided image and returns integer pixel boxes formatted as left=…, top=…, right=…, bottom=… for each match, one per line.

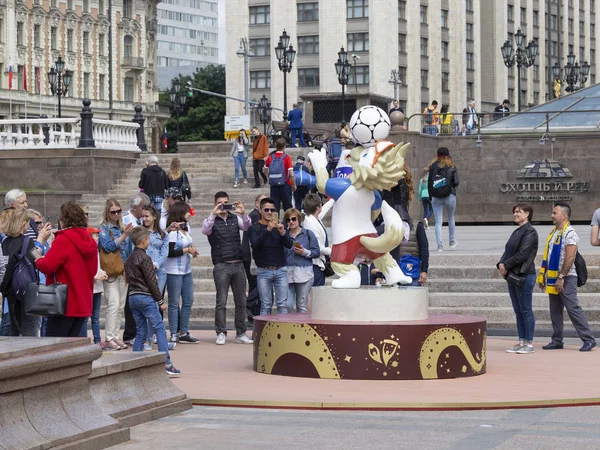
left=311, top=286, right=429, bottom=322
left=253, top=295, right=486, bottom=380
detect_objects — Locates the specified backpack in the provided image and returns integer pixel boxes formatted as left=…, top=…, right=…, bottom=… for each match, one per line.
left=575, top=251, right=587, bottom=287
left=399, top=254, right=420, bottom=279
left=12, top=237, right=37, bottom=301
left=268, top=153, right=287, bottom=186
left=326, top=138, right=343, bottom=164
left=424, top=108, right=434, bottom=125
left=430, top=164, right=452, bottom=198
left=181, top=172, right=192, bottom=199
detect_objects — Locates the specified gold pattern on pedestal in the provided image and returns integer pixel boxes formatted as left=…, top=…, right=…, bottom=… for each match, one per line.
left=368, top=338, right=400, bottom=367
left=419, top=328, right=486, bottom=379
left=257, top=322, right=340, bottom=379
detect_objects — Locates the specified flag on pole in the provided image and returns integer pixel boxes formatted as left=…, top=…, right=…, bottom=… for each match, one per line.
left=8, top=65, right=12, bottom=90
left=162, top=127, right=168, bottom=150
left=23, top=65, right=27, bottom=92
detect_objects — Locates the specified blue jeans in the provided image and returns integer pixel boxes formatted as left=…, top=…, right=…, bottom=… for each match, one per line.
left=287, top=278, right=313, bottom=313
left=290, top=128, right=305, bottom=147
left=79, top=292, right=102, bottom=340
left=421, top=199, right=433, bottom=221
left=257, top=267, right=289, bottom=316
left=270, top=183, right=293, bottom=214
left=507, top=274, right=536, bottom=342
left=147, top=270, right=167, bottom=341
left=41, top=317, right=48, bottom=337
left=152, top=197, right=163, bottom=215
left=432, top=194, right=456, bottom=248
left=129, top=294, right=171, bottom=366
left=234, top=154, right=248, bottom=182
left=0, top=310, right=10, bottom=336
left=312, top=265, right=325, bottom=287
left=166, top=272, right=194, bottom=336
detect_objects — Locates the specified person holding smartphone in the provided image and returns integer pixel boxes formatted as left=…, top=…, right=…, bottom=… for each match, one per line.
left=201, top=191, right=253, bottom=346
left=165, top=202, right=199, bottom=344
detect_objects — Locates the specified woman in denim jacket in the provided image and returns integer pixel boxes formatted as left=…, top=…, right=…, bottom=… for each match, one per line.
left=142, top=205, right=169, bottom=350
left=230, top=129, right=249, bottom=188
left=283, top=208, right=320, bottom=313
left=99, top=199, right=133, bottom=350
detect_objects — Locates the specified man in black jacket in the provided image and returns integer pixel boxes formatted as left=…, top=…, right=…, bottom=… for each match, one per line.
left=202, top=191, right=254, bottom=346
left=139, top=156, right=168, bottom=213
left=241, top=194, right=267, bottom=292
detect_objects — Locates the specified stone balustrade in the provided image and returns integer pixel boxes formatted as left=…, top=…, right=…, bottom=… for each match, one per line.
left=92, top=118, right=140, bottom=151
left=0, top=118, right=79, bottom=150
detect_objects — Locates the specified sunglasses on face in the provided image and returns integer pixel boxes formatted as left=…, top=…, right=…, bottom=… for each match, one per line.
left=109, top=209, right=122, bottom=215
left=263, top=208, right=276, bottom=213
left=285, top=217, right=298, bottom=223
left=35, top=221, right=44, bottom=226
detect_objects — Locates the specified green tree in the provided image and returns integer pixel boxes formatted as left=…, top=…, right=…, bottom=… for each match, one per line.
left=162, top=64, right=225, bottom=151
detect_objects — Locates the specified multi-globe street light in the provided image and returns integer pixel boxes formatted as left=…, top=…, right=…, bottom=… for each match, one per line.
left=169, top=80, right=187, bottom=153
left=258, top=94, right=272, bottom=135
left=274, top=30, right=296, bottom=121
left=500, top=29, right=538, bottom=112
left=47, top=56, right=72, bottom=118
left=552, top=51, right=591, bottom=93
left=334, top=47, right=352, bottom=123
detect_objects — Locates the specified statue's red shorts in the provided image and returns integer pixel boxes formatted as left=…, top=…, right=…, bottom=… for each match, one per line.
left=330, top=233, right=384, bottom=265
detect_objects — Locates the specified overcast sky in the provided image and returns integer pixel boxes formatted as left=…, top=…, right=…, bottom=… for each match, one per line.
left=218, top=0, right=226, bottom=64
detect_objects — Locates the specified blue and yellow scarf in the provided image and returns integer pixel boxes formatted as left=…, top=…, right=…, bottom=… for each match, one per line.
left=537, top=223, right=569, bottom=294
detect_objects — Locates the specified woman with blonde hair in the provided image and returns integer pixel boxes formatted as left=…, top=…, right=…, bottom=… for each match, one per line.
left=230, top=129, right=249, bottom=187
left=428, top=147, right=459, bottom=252
left=167, top=157, right=191, bottom=201
left=99, top=199, right=133, bottom=350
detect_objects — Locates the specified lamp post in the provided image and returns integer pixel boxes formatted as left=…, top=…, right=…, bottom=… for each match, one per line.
left=169, top=80, right=187, bottom=153
left=388, top=69, right=403, bottom=103
left=500, top=29, right=538, bottom=112
left=274, top=29, right=296, bottom=120
left=258, top=94, right=272, bottom=135
left=335, top=47, right=352, bottom=123
left=552, top=51, right=591, bottom=93
left=47, top=56, right=72, bottom=118
left=236, top=38, right=255, bottom=116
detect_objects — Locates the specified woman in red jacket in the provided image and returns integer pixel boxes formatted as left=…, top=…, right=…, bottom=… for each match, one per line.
left=35, top=202, right=98, bottom=337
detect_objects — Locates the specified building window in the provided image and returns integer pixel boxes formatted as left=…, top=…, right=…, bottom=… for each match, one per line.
left=467, top=82, right=474, bottom=100
left=442, top=72, right=449, bottom=91
left=298, top=35, right=319, bottom=55
left=420, top=5, right=427, bottom=24
left=249, top=5, right=270, bottom=24
left=549, top=40, right=557, bottom=56
left=533, top=91, right=539, bottom=105
left=51, top=27, right=57, bottom=50
left=349, top=65, right=369, bottom=85
left=123, top=0, right=132, bottom=18
left=124, top=35, right=133, bottom=58
left=67, top=29, right=73, bottom=52
left=99, top=0, right=105, bottom=15
left=398, top=33, right=406, bottom=53
left=533, top=64, right=540, bottom=81
left=421, top=69, right=428, bottom=88
left=568, top=18, right=574, bottom=33
left=34, top=25, right=41, bottom=48
left=520, top=90, right=527, bottom=106
left=297, top=2, right=318, bottom=22
left=298, top=68, right=319, bottom=87
left=508, top=88, right=514, bottom=102
left=441, top=41, right=449, bottom=60
left=420, top=37, right=428, bottom=56
left=507, top=5, right=513, bottom=21
left=466, top=0, right=473, bottom=11
left=99, top=74, right=105, bottom=100
left=520, top=7, right=526, bottom=24
left=533, top=10, right=539, bottom=26
left=67, top=0, right=73, bottom=9
left=466, top=52, right=474, bottom=69
left=347, top=33, right=369, bottom=52
left=83, top=72, right=90, bottom=98
left=580, top=20, right=586, bottom=37
left=466, top=23, right=473, bottom=40
left=16, top=65, right=23, bottom=91
left=347, top=0, right=368, bottom=19
left=83, top=31, right=90, bottom=54
left=550, top=14, right=557, bottom=30
left=580, top=46, right=586, bottom=61
left=250, top=70, right=271, bottom=89
left=591, top=23, right=596, bottom=36
left=124, top=77, right=134, bottom=102
left=591, top=48, right=596, bottom=61
left=83, top=0, right=89, bottom=13
left=441, top=9, right=448, bottom=28
left=99, top=34, right=105, bottom=56
left=51, top=0, right=57, bottom=7
left=398, top=66, right=406, bottom=84
left=16, top=22, right=23, bottom=46
left=399, top=1, right=406, bottom=20
left=249, top=37, right=270, bottom=56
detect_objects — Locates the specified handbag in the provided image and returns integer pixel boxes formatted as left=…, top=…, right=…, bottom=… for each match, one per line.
left=24, top=276, right=67, bottom=316
left=99, top=229, right=125, bottom=278
left=181, top=172, right=192, bottom=200
left=324, top=259, right=335, bottom=277
left=506, top=272, right=525, bottom=287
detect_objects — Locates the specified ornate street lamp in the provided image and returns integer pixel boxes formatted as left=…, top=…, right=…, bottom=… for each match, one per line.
left=552, top=51, right=591, bottom=93
left=388, top=69, right=403, bottom=104
left=236, top=38, right=255, bottom=115
left=501, top=29, right=538, bottom=111
left=169, top=80, right=187, bottom=153
left=275, top=29, right=296, bottom=120
left=47, top=56, right=72, bottom=118
left=334, top=47, right=352, bottom=122
left=258, top=94, right=272, bottom=135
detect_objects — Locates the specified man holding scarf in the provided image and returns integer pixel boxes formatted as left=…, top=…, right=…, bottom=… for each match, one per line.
left=538, top=202, right=596, bottom=352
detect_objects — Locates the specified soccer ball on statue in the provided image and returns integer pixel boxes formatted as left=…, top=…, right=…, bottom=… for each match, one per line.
left=349, top=105, right=391, bottom=147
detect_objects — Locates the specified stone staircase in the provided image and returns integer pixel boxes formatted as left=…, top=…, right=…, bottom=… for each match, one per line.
left=81, top=142, right=600, bottom=334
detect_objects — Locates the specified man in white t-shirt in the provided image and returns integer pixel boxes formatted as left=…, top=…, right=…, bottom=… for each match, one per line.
left=590, top=207, right=600, bottom=247
left=123, top=192, right=150, bottom=228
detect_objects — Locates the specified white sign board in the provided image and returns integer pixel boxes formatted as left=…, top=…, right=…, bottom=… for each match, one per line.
left=225, top=115, right=250, bottom=132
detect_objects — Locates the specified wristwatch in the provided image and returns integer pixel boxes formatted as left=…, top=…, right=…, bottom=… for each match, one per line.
left=558, top=274, right=564, bottom=279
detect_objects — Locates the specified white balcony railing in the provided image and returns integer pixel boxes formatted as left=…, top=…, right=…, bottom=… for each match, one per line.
left=92, top=119, right=140, bottom=151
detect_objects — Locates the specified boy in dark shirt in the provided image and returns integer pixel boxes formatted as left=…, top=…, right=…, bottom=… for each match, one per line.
left=248, top=198, right=294, bottom=315
left=125, top=226, right=180, bottom=377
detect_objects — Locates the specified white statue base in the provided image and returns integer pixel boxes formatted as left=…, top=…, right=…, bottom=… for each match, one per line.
left=310, top=286, right=429, bottom=322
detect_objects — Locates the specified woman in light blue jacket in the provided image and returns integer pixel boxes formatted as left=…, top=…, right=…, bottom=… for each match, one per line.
left=231, top=129, right=249, bottom=188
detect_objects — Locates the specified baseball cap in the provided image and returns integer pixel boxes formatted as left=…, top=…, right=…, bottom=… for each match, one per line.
left=87, top=226, right=101, bottom=235
left=164, top=187, right=183, bottom=199
left=297, top=156, right=306, bottom=162
left=437, top=147, right=450, bottom=157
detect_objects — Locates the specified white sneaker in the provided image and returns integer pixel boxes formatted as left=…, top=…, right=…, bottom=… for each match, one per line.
left=449, top=240, right=458, bottom=248
left=243, top=179, right=249, bottom=184
left=143, top=342, right=152, bottom=351
left=233, top=181, right=239, bottom=188
left=216, top=332, right=226, bottom=345
left=424, top=218, right=429, bottom=229
left=235, top=334, right=254, bottom=344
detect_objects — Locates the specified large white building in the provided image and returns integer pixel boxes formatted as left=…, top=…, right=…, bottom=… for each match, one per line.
left=226, top=0, right=600, bottom=126
left=156, top=0, right=219, bottom=88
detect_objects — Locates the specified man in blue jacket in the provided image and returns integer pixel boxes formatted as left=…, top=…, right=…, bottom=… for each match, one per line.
left=287, top=103, right=306, bottom=148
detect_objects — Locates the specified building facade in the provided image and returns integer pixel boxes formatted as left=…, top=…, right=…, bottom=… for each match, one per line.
left=156, top=0, right=219, bottom=89
left=0, top=0, right=161, bottom=122
left=225, top=0, right=600, bottom=127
